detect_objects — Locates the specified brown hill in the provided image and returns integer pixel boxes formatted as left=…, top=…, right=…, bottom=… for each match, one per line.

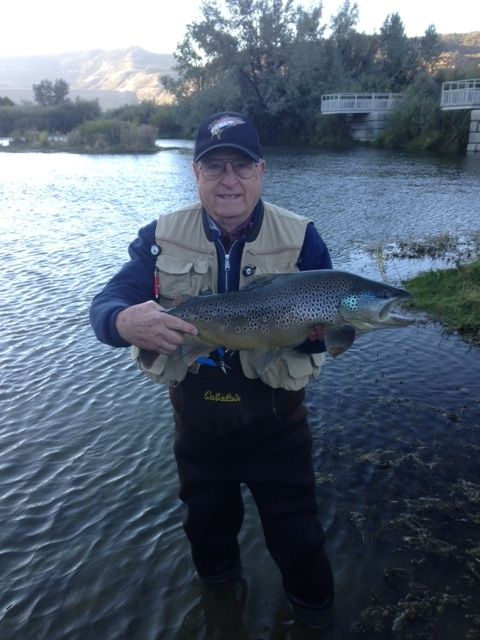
left=0, top=47, right=176, bottom=109
left=436, top=32, right=480, bottom=71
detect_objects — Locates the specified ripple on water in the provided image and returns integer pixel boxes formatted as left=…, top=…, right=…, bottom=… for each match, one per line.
left=1, top=149, right=480, bottom=639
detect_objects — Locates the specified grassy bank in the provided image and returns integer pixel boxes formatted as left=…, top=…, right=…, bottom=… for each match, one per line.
left=404, top=258, right=480, bottom=344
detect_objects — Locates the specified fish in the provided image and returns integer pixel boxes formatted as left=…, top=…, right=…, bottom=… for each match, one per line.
left=209, top=115, right=245, bottom=139
left=138, top=270, right=413, bottom=375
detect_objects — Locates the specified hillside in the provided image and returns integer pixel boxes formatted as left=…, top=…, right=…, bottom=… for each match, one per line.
left=437, top=31, right=480, bottom=70
left=0, top=48, right=176, bottom=109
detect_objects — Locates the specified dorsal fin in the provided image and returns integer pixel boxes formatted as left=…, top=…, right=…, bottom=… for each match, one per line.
left=242, top=273, right=287, bottom=291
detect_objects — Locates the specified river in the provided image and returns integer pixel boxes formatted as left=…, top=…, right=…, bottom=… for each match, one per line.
left=0, top=144, right=480, bottom=640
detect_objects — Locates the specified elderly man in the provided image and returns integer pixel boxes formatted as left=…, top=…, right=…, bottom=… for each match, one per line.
left=90, top=111, right=334, bottom=630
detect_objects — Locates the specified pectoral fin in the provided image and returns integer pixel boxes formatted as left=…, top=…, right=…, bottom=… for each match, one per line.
left=324, top=325, right=356, bottom=357
left=137, top=336, right=216, bottom=373
left=178, top=335, right=218, bottom=365
left=137, top=348, right=160, bottom=370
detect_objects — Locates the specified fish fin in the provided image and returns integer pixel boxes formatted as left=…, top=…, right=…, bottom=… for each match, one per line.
left=138, top=336, right=217, bottom=372
left=137, top=348, right=160, bottom=370
left=178, top=336, right=218, bottom=365
left=241, top=273, right=287, bottom=290
left=324, top=325, right=356, bottom=357
left=171, top=293, right=194, bottom=307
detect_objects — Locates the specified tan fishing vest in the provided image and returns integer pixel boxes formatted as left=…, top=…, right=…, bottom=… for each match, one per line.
left=132, top=201, right=326, bottom=390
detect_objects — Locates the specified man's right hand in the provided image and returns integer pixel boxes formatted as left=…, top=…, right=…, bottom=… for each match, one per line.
left=115, top=301, right=198, bottom=355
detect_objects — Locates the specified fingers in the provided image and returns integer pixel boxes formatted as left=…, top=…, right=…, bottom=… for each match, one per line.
left=308, top=325, right=325, bottom=341
left=115, top=301, right=198, bottom=353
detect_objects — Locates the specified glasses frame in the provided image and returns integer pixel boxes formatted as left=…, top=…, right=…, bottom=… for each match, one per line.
left=199, top=158, right=259, bottom=181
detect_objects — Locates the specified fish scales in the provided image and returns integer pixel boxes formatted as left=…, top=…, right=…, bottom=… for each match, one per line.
left=136, top=270, right=413, bottom=380
left=165, top=270, right=412, bottom=356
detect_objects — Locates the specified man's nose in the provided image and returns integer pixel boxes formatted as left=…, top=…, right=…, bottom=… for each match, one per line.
left=221, top=162, right=238, bottom=181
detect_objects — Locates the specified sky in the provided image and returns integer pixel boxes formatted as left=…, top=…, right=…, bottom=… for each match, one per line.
left=0, top=0, right=477, bottom=58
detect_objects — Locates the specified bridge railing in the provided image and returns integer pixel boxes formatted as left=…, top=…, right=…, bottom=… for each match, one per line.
left=440, top=79, right=480, bottom=110
left=321, top=93, right=404, bottom=114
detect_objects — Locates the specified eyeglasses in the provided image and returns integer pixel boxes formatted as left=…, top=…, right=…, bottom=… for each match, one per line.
left=199, top=159, right=259, bottom=180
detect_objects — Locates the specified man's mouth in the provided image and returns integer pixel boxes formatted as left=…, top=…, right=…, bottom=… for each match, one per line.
left=218, top=193, right=241, bottom=199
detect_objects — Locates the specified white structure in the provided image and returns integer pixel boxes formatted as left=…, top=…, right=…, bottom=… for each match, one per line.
left=441, top=79, right=480, bottom=154
left=468, top=111, right=480, bottom=154
left=320, top=93, right=404, bottom=142
left=321, top=93, right=404, bottom=114
left=440, top=79, right=480, bottom=110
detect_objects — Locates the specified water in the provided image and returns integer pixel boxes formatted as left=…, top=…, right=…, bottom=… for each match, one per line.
left=0, top=145, right=480, bottom=640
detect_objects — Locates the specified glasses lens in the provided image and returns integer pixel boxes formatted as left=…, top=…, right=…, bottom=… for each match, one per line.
left=201, top=160, right=224, bottom=179
left=200, top=160, right=257, bottom=180
left=232, top=159, right=256, bottom=179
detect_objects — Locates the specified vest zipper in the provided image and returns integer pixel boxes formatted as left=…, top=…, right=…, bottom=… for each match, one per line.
left=216, top=236, right=240, bottom=293
left=224, top=251, right=231, bottom=291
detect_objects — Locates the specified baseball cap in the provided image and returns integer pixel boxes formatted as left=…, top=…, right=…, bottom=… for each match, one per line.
left=194, top=111, right=262, bottom=162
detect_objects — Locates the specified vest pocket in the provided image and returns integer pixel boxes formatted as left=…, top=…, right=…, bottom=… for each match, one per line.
left=156, top=254, right=213, bottom=302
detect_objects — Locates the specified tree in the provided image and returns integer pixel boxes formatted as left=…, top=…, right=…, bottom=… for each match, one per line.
left=33, top=79, right=70, bottom=106
left=378, top=13, right=417, bottom=90
left=161, top=0, right=327, bottom=142
left=418, top=25, right=441, bottom=71
left=326, top=1, right=381, bottom=87
left=0, top=96, right=15, bottom=107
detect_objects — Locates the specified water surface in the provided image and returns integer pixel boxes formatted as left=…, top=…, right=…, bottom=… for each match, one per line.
left=1, top=146, right=480, bottom=639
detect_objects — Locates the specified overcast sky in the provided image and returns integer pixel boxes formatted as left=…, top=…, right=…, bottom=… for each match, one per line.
left=1, top=0, right=477, bottom=57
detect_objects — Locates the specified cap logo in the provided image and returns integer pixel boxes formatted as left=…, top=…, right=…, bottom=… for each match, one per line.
left=209, top=115, right=245, bottom=140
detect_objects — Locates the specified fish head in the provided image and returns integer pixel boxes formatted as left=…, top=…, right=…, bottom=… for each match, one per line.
left=339, top=279, right=414, bottom=332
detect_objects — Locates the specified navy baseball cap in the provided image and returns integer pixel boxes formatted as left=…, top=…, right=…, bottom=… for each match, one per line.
left=194, top=111, right=262, bottom=162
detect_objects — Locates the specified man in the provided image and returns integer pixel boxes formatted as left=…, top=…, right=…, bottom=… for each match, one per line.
left=89, top=111, right=334, bottom=629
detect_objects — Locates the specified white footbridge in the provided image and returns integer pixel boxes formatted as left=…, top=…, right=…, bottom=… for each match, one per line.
left=320, top=80, right=480, bottom=153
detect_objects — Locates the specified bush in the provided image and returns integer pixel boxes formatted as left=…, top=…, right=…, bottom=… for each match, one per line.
left=377, top=73, right=470, bottom=153
left=0, top=100, right=101, bottom=136
left=67, top=120, right=158, bottom=152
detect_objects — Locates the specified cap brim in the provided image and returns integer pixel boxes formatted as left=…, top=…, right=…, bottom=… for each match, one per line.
left=195, top=143, right=261, bottom=163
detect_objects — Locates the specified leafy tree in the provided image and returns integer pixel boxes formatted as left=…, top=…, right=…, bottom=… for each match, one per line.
left=378, top=13, right=418, bottom=90
left=0, top=99, right=101, bottom=136
left=326, top=1, right=381, bottom=88
left=162, top=0, right=328, bottom=143
left=377, top=73, right=469, bottom=153
left=0, top=96, right=15, bottom=107
left=419, top=24, right=441, bottom=68
left=33, top=79, right=70, bottom=106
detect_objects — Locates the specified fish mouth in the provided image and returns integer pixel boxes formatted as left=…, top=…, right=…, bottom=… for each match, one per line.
left=379, top=296, right=414, bottom=325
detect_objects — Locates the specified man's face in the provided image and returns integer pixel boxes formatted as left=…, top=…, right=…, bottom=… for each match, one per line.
left=193, top=150, right=265, bottom=230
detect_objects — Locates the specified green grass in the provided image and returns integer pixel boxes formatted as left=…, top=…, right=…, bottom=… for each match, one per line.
left=404, top=258, right=480, bottom=344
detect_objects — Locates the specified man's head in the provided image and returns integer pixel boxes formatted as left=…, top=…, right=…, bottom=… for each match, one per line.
left=193, top=112, right=265, bottom=231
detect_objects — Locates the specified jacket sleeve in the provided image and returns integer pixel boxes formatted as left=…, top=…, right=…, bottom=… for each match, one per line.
left=296, top=222, right=332, bottom=354
left=89, top=221, right=157, bottom=347
left=297, top=222, right=332, bottom=271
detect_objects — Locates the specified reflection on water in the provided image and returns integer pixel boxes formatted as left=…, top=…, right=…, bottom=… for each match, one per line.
left=0, top=147, right=479, bottom=639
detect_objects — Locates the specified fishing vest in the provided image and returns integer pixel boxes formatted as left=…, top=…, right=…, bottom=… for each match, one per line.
left=132, top=201, right=326, bottom=390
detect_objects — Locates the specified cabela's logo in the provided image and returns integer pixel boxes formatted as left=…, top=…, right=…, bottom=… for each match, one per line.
left=204, top=390, right=241, bottom=403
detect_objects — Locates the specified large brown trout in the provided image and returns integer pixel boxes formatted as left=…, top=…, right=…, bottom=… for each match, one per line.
left=139, top=270, right=413, bottom=374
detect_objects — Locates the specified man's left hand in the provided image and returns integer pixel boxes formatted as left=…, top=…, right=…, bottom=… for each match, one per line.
left=308, top=325, right=325, bottom=341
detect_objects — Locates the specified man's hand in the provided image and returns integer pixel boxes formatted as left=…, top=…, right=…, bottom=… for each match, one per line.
left=308, top=325, right=325, bottom=341
left=115, top=301, right=198, bottom=354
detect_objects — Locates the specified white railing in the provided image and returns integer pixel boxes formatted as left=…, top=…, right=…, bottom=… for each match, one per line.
left=321, top=93, right=404, bottom=114
left=440, top=79, right=480, bottom=110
